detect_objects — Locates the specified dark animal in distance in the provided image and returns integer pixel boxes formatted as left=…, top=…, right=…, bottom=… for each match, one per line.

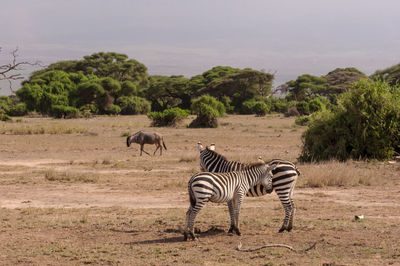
left=126, top=131, right=167, bottom=156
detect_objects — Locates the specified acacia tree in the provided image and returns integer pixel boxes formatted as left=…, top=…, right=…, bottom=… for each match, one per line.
left=200, top=68, right=274, bottom=111
left=0, top=47, right=41, bottom=92
left=286, top=74, right=327, bottom=101
left=146, top=75, right=190, bottom=111
left=371, top=63, right=400, bottom=86
left=324, top=67, right=367, bottom=95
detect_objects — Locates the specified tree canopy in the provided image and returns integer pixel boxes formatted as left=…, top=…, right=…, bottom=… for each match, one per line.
left=324, top=67, right=367, bottom=95
left=371, top=63, right=400, bottom=86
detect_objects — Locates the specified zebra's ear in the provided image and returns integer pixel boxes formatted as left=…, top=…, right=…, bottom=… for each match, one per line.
left=258, top=156, right=264, bottom=163
left=209, top=143, right=215, bottom=151
left=197, top=142, right=204, bottom=151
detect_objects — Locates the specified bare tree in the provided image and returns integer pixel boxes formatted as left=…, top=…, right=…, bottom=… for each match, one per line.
left=0, top=47, right=41, bottom=92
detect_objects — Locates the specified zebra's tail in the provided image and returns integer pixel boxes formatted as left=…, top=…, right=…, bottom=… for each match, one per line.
left=188, top=182, right=196, bottom=207
left=295, top=167, right=301, bottom=176
left=126, top=136, right=131, bottom=147
left=162, top=139, right=167, bottom=150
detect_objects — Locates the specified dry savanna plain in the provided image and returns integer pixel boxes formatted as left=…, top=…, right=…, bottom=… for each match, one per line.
left=0, top=114, right=399, bottom=265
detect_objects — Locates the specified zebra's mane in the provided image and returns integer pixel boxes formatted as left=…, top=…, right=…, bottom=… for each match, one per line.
left=205, top=146, right=228, bottom=161
left=204, top=146, right=264, bottom=168
left=246, top=161, right=266, bottom=168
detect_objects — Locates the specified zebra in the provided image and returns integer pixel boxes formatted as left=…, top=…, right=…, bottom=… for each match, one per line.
left=184, top=161, right=276, bottom=241
left=197, top=142, right=300, bottom=232
left=126, top=131, right=167, bottom=156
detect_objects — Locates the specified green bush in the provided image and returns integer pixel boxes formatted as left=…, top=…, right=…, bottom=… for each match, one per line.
left=0, top=114, right=11, bottom=121
left=52, top=105, right=80, bottom=119
left=105, top=104, right=121, bottom=115
left=220, top=96, right=234, bottom=113
left=189, top=95, right=225, bottom=128
left=148, top=107, right=190, bottom=127
left=241, top=100, right=270, bottom=116
left=191, top=95, right=225, bottom=117
left=308, top=97, right=327, bottom=113
left=296, top=101, right=310, bottom=115
left=116, top=96, right=151, bottom=115
left=9, top=103, right=28, bottom=116
left=295, top=116, right=311, bottom=126
left=0, top=96, right=11, bottom=114
left=299, top=80, right=400, bottom=162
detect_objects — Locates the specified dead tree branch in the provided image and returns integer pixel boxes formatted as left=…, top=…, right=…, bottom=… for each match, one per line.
left=0, top=47, right=42, bottom=92
left=236, top=240, right=320, bottom=253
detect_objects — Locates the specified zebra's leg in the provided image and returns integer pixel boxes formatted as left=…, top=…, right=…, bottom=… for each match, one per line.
left=184, top=207, right=198, bottom=241
left=184, top=202, right=206, bottom=241
left=286, top=199, right=295, bottom=231
left=232, top=193, right=244, bottom=236
left=279, top=201, right=292, bottom=232
left=276, top=191, right=295, bottom=232
left=227, top=201, right=235, bottom=234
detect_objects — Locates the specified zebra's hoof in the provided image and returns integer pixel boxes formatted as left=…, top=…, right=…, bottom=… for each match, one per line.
left=234, top=227, right=242, bottom=236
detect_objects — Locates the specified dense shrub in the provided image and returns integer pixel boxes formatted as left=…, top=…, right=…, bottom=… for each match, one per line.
left=0, top=96, right=12, bottom=114
left=295, top=101, right=310, bottom=115
left=0, top=114, right=11, bottom=121
left=191, top=95, right=225, bottom=117
left=295, top=116, right=311, bottom=126
left=148, top=107, right=190, bottom=127
left=308, top=97, right=326, bottom=113
left=241, top=100, right=270, bottom=116
left=116, top=96, right=151, bottom=115
left=189, top=95, right=225, bottom=128
left=9, top=103, right=28, bottom=116
left=79, top=104, right=98, bottom=117
left=219, top=96, right=234, bottom=113
left=105, top=104, right=121, bottom=115
left=284, top=106, right=300, bottom=117
left=299, top=80, right=400, bottom=162
left=51, top=105, right=80, bottom=119
left=268, top=98, right=288, bottom=113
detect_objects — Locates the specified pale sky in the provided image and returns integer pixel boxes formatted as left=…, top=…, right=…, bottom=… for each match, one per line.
left=1, top=0, right=399, bottom=95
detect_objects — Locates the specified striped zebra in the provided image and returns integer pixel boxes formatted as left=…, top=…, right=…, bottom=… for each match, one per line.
left=184, top=161, right=275, bottom=241
left=197, top=142, right=300, bottom=232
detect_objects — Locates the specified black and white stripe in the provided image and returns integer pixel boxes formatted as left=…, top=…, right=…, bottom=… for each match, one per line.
left=197, top=142, right=300, bottom=232
left=184, top=161, right=274, bottom=241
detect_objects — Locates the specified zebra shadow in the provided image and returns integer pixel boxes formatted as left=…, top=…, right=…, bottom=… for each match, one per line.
left=125, top=226, right=226, bottom=245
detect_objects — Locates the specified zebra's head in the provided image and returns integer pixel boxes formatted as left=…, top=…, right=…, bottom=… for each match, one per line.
left=259, top=163, right=276, bottom=191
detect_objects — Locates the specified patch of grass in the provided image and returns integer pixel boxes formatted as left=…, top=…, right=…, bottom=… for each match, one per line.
left=121, top=132, right=130, bottom=137
left=298, top=161, right=379, bottom=188
left=179, top=153, right=197, bottom=163
left=0, top=124, right=89, bottom=135
left=44, top=170, right=99, bottom=183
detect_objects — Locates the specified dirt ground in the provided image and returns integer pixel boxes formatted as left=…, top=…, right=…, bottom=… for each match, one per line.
left=0, top=115, right=399, bottom=265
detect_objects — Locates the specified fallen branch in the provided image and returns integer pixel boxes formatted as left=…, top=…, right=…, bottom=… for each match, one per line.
left=236, top=240, right=319, bottom=253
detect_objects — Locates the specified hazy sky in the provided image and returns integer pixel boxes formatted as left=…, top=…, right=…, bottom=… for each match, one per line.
left=1, top=0, right=399, bottom=95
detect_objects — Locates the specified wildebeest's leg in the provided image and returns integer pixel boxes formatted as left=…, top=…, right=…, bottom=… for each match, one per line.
left=153, top=143, right=160, bottom=155
left=140, top=144, right=150, bottom=156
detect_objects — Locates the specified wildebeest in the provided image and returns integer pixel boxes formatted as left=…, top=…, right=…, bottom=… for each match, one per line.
left=126, top=131, right=167, bottom=156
